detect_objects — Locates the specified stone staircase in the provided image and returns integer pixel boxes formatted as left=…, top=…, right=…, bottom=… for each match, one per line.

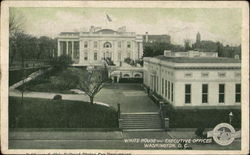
left=120, top=112, right=164, bottom=131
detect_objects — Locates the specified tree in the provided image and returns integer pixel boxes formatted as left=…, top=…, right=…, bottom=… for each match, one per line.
left=49, top=55, right=73, bottom=71
left=78, top=67, right=109, bottom=104
left=143, top=42, right=172, bottom=57
left=9, top=10, right=25, bottom=66
left=184, top=39, right=192, bottom=51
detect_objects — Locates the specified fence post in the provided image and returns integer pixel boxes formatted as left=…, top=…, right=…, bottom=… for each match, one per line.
left=164, top=118, right=170, bottom=131
left=117, top=103, right=120, bottom=119
left=119, top=119, right=123, bottom=129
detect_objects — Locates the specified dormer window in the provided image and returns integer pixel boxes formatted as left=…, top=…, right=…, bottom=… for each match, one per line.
left=103, top=42, right=112, bottom=48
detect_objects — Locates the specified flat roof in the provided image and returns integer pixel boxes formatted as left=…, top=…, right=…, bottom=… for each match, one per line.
left=154, top=55, right=241, bottom=63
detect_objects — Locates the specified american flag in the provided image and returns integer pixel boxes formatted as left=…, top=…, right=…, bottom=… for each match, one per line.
left=106, top=14, right=112, bottom=22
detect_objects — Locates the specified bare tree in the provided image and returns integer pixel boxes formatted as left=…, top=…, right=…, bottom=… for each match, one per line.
left=78, top=67, right=109, bottom=104
left=184, top=39, right=192, bottom=51
left=9, top=10, right=25, bottom=66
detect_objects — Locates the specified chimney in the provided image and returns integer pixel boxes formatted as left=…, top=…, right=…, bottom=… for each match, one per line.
left=89, top=26, right=95, bottom=33
left=145, top=32, right=148, bottom=42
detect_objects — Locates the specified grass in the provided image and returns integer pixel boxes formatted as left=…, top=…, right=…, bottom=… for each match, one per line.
left=17, top=67, right=84, bottom=94
left=9, top=96, right=118, bottom=128
left=9, top=68, right=43, bottom=86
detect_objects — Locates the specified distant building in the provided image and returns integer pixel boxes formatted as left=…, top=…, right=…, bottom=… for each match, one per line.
left=144, top=50, right=241, bottom=107
left=196, top=32, right=201, bottom=44
left=143, top=32, right=171, bottom=44
left=57, top=26, right=143, bottom=66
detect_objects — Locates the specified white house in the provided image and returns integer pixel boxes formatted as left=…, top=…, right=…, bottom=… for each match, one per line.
left=143, top=50, right=241, bottom=107
left=57, top=26, right=143, bottom=66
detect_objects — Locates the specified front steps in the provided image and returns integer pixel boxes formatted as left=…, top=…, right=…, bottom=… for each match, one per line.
left=120, top=112, right=164, bottom=131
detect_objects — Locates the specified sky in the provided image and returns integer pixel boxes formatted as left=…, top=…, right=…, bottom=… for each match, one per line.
left=10, top=7, right=242, bottom=46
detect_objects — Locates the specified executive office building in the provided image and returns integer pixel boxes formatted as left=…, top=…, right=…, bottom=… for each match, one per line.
left=143, top=50, right=241, bottom=107
left=57, top=26, right=143, bottom=66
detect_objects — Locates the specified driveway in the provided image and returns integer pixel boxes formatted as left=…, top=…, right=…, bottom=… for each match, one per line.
left=95, top=83, right=159, bottom=113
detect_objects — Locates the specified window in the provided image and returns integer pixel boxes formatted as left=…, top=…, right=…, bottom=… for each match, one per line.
left=68, top=42, right=72, bottom=56
left=84, top=41, right=88, bottom=48
left=202, top=84, right=208, bottom=103
left=235, top=84, right=241, bottom=103
left=168, top=81, right=170, bottom=100
left=73, top=41, right=79, bottom=59
left=118, top=52, right=121, bottom=60
left=127, top=41, right=131, bottom=48
left=165, top=80, right=167, bottom=97
left=185, top=73, right=192, bottom=78
left=171, top=83, right=174, bottom=102
left=154, top=76, right=157, bottom=92
left=94, top=52, right=98, bottom=60
left=235, top=72, right=241, bottom=78
left=94, top=41, right=98, bottom=48
left=218, top=72, right=226, bottom=78
left=156, top=76, right=159, bottom=92
left=124, top=74, right=130, bottom=78
left=134, top=74, right=141, bottom=78
left=201, top=73, right=209, bottom=78
left=162, top=78, right=164, bottom=95
left=118, top=41, right=122, bottom=48
left=185, top=84, right=191, bottom=104
left=127, top=52, right=131, bottom=58
left=219, top=84, right=225, bottom=103
left=84, top=52, right=88, bottom=60
left=104, top=42, right=112, bottom=48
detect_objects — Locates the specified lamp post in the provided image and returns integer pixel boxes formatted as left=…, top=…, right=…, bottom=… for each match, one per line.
left=229, top=112, right=233, bottom=125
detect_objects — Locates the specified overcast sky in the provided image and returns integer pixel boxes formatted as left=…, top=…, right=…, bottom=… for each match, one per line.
left=10, top=7, right=242, bottom=46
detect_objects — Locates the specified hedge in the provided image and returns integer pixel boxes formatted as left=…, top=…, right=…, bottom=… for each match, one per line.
left=163, top=104, right=241, bottom=128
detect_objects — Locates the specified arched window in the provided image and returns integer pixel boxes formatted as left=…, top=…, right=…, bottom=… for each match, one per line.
left=134, top=74, right=141, bottom=78
left=103, top=42, right=112, bottom=48
left=123, top=74, right=130, bottom=78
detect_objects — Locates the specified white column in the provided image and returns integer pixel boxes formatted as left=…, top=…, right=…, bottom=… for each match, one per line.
left=57, top=40, right=60, bottom=56
left=66, top=41, right=69, bottom=55
left=139, top=42, right=143, bottom=58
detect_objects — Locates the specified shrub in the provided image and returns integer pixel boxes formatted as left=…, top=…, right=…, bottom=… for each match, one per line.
left=124, top=57, right=132, bottom=64
left=53, top=95, right=62, bottom=100
left=195, top=127, right=205, bottom=138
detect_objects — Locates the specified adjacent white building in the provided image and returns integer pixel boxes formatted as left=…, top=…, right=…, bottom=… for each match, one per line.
left=57, top=26, right=143, bottom=66
left=144, top=50, right=241, bottom=107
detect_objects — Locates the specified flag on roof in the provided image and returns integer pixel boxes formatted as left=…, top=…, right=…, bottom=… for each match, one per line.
left=106, top=14, right=112, bottom=22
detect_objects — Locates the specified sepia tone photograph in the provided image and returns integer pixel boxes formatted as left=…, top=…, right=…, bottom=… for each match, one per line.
left=1, top=1, right=249, bottom=154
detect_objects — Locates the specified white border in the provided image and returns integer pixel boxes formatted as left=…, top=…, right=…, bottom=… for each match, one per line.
left=1, top=1, right=249, bottom=154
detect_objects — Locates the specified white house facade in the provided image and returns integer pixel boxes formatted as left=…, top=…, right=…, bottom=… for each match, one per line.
left=144, top=50, right=241, bottom=107
left=57, top=26, right=143, bottom=66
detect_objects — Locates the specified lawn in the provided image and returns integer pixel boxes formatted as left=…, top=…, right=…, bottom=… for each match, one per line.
left=9, top=67, right=45, bottom=86
left=17, top=67, right=86, bottom=94
left=9, top=97, right=118, bottom=128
